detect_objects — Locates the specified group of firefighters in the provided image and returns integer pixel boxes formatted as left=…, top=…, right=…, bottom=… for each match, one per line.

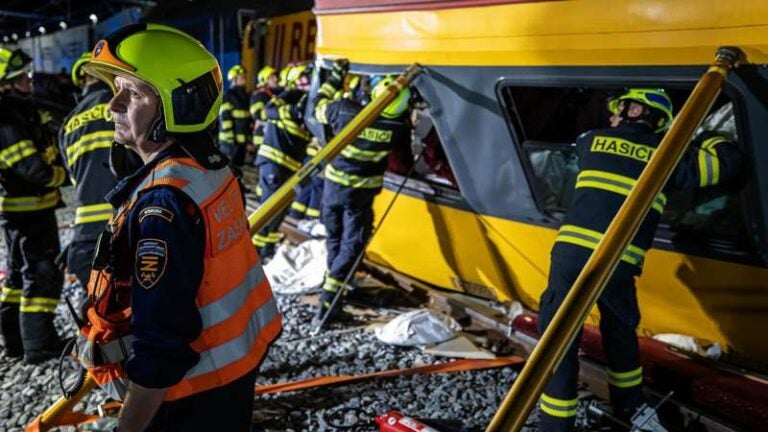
left=219, top=58, right=412, bottom=322
left=0, top=21, right=743, bottom=432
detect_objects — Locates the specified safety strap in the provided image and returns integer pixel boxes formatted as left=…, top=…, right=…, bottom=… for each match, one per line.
left=254, top=355, right=525, bottom=395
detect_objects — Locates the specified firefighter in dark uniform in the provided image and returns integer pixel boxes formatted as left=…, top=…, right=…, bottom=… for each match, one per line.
left=250, top=66, right=281, bottom=156
left=538, top=89, right=744, bottom=432
left=313, top=60, right=411, bottom=320
left=252, top=64, right=312, bottom=258
left=58, top=52, right=124, bottom=288
left=218, top=65, right=252, bottom=167
left=0, top=47, right=67, bottom=363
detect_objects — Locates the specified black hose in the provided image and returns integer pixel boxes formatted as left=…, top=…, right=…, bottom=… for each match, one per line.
left=58, top=336, right=87, bottom=399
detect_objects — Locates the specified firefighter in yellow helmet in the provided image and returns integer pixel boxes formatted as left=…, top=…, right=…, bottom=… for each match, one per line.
left=537, top=88, right=743, bottom=432
left=0, top=47, right=68, bottom=364
left=252, top=62, right=313, bottom=258
left=249, top=65, right=281, bottom=165
left=75, top=23, right=280, bottom=430
left=217, top=64, right=252, bottom=167
left=312, top=60, right=412, bottom=322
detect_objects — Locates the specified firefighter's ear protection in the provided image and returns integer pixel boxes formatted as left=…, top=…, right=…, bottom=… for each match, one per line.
left=148, top=115, right=167, bottom=143
left=109, top=142, right=143, bottom=179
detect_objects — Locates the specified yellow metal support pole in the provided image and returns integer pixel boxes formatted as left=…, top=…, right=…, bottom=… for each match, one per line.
left=26, top=373, right=97, bottom=432
left=486, top=47, right=744, bottom=432
left=248, top=63, right=422, bottom=234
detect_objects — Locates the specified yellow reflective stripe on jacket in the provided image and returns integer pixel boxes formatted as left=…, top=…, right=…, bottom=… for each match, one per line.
left=236, top=134, right=247, bottom=144
left=576, top=170, right=667, bottom=213
left=253, top=134, right=264, bottom=145
left=278, top=105, right=292, bottom=120
left=315, top=99, right=330, bottom=124
left=250, top=101, right=265, bottom=117
left=46, top=166, right=67, bottom=188
left=232, top=109, right=250, bottom=119
left=318, top=82, right=337, bottom=99
left=0, top=140, right=37, bottom=169
left=75, top=203, right=113, bottom=224
left=324, top=164, right=383, bottom=189
left=0, top=190, right=60, bottom=212
left=66, top=130, right=114, bottom=167
left=257, top=145, right=302, bottom=171
left=218, top=131, right=235, bottom=142
left=698, top=136, right=726, bottom=187
left=275, top=117, right=311, bottom=141
left=220, top=102, right=233, bottom=112
left=221, top=120, right=233, bottom=130
left=306, top=208, right=320, bottom=218
left=556, top=224, right=645, bottom=266
left=341, top=144, right=389, bottom=162
left=291, top=201, right=307, bottom=213
left=540, top=393, right=578, bottom=418
left=0, top=287, right=22, bottom=304
left=20, top=296, right=59, bottom=313
left=607, top=367, right=643, bottom=388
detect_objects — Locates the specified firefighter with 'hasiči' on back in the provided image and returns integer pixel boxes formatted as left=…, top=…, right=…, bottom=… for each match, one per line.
left=312, top=59, right=412, bottom=322
left=72, top=23, right=281, bottom=431
left=537, top=88, right=744, bottom=432
left=0, top=46, right=67, bottom=364
left=58, top=52, right=141, bottom=290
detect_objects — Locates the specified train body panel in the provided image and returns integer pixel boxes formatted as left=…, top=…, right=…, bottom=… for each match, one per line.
left=315, top=0, right=768, bottom=364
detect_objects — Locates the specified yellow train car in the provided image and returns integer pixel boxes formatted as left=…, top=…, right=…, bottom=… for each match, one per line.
left=312, top=0, right=768, bottom=368
left=242, top=10, right=316, bottom=90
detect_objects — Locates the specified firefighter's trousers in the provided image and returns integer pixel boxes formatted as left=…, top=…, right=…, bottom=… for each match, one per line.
left=253, top=162, right=292, bottom=259
left=320, top=186, right=374, bottom=300
left=537, top=254, right=644, bottom=432
left=0, top=209, right=62, bottom=357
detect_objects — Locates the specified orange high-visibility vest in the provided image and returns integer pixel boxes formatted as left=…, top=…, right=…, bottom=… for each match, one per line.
left=77, top=155, right=281, bottom=401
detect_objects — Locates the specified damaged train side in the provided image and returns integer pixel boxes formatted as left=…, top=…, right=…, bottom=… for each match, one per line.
left=312, top=0, right=768, bottom=366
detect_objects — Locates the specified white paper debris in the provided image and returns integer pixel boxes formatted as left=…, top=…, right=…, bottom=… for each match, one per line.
left=264, top=239, right=327, bottom=294
left=375, top=309, right=461, bottom=347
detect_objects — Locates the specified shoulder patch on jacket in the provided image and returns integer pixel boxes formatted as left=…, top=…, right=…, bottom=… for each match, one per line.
left=138, top=206, right=175, bottom=224
left=135, top=239, right=168, bottom=289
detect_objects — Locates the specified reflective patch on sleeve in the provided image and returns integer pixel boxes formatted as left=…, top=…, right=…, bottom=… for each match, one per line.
left=135, top=239, right=168, bottom=290
left=138, top=206, right=175, bottom=224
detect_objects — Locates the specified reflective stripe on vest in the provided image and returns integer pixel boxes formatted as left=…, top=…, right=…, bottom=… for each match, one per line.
left=324, top=164, right=383, bottom=189
left=575, top=170, right=667, bottom=214
left=131, top=158, right=281, bottom=401
left=258, top=145, right=302, bottom=171
left=81, top=157, right=280, bottom=402
left=75, top=203, right=113, bottom=225
left=0, top=190, right=60, bottom=212
left=555, top=224, right=645, bottom=266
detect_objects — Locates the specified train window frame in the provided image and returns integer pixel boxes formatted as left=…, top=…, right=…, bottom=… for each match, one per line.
left=495, top=73, right=762, bottom=266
